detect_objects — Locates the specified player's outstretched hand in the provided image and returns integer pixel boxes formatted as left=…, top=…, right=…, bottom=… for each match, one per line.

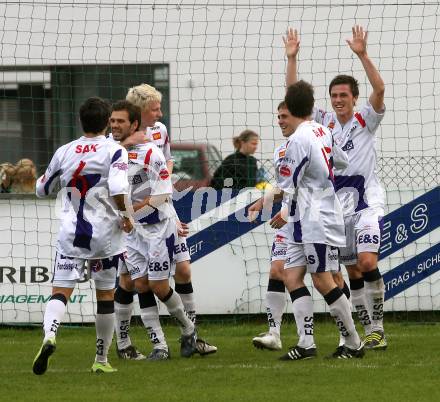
left=346, top=24, right=368, bottom=56
left=283, top=27, right=300, bottom=59
left=177, top=220, right=189, bottom=237
left=120, top=217, right=133, bottom=233
left=269, top=210, right=287, bottom=229
left=248, top=198, right=264, bottom=223
left=121, top=130, right=148, bottom=148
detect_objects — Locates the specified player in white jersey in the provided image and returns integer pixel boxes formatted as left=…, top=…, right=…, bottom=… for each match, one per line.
left=285, top=26, right=387, bottom=351
left=111, top=100, right=198, bottom=359
left=112, top=84, right=216, bottom=356
left=249, top=81, right=364, bottom=360
left=32, top=97, right=132, bottom=375
left=252, top=103, right=353, bottom=351
left=252, top=103, right=297, bottom=351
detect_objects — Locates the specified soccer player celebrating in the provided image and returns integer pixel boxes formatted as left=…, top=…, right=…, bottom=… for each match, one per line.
left=252, top=102, right=294, bottom=351
left=112, top=84, right=216, bottom=358
left=285, top=26, right=387, bottom=350
left=32, top=97, right=132, bottom=374
left=111, top=100, right=198, bottom=359
left=249, top=81, right=364, bottom=360
left=252, top=106, right=352, bottom=352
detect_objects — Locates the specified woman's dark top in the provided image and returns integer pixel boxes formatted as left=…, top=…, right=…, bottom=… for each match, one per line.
left=210, top=151, right=258, bottom=190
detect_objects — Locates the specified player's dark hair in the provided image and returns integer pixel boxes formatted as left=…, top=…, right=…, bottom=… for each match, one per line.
left=329, top=74, right=359, bottom=98
left=277, top=100, right=287, bottom=110
left=112, top=100, right=141, bottom=131
left=79, top=97, right=111, bottom=134
left=284, top=80, right=314, bottom=118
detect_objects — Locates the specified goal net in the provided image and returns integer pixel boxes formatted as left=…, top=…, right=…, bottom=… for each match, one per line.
left=0, top=0, right=439, bottom=323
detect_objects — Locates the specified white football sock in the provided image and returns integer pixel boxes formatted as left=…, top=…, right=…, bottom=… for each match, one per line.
left=364, top=278, right=385, bottom=332
left=266, top=291, right=286, bottom=337
left=178, top=292, right=196, bottom=325
left=290, top=287, right=315, bottom=348
left=326, top=288, right=361, bottom=350
left=43, top=298, right=66, bottom=341
left=351, top=287, right=373, bottom=336
left=114, top=301, right=133, bottom=349
left=95, top=312, right=115, bottom=364
left=162, top=290, right=194, bottom=336
left=140, top=306, right=168, bottom=350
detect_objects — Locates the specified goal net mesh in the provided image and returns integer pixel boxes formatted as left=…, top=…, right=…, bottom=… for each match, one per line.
left=0, top=0, right=439, bottom=323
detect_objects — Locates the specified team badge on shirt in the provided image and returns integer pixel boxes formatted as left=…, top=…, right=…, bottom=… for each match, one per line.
left=90, top=260, right=103, bottom=273
left=342, top=140, right=354, bottom=151
left=279, top=150, right=286, bottom=158
left=132, top=174, right=142, bottom=185
left=327, top=121, right=335, bottom=130
left=159, top=169, right=169, bottom=180
left=128, top=152, right=138, bottom=160
left=152, top=132, right=161, bottom=140
left=279, top=165, right=292, bottom=177
left=274, top=234, right=286, bottom=243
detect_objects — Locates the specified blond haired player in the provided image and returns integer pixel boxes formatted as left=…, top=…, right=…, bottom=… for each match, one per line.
left=113, top=84, right=217, bottom=358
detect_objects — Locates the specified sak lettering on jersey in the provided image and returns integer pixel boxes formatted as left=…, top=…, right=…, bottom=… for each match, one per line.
left=75, top=144, right=98, bottom=153
left=274, top=120, right=346, bottom=247
left=36, top=136, right=129, bottom=259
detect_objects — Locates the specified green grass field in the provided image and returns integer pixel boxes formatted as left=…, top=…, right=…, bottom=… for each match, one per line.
left=2, top=320, right=440, bottom=402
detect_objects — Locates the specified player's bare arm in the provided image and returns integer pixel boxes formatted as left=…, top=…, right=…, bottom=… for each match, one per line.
left=113, top=194, right=133, bottom=233
left=284, top=27, right=300, bottom=87
left=132, top=194, right=169, bottom=213
left=120, top=130, right=148, bottom=148
left=347, top=24, right=385, bottom=113
left=248, top=187, right=284, bottom=222
left=166, top=159, right=174, bottom=174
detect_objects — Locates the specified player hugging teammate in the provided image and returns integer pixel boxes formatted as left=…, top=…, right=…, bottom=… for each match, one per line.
left=251, top=25, right=387, bottom=359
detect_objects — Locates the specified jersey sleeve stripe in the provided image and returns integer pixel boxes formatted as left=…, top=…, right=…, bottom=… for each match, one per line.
left=144, top=148, right=153, bottom=166
left=292, top=156, right=309, bottom=187
left=354, top=112, right=366, bottom=128
left=44, top=169, right=61, bottom=195
left=111, top=149, right=122, bottom=163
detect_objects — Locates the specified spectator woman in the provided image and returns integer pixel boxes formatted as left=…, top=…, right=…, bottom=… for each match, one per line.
left=210, top=130, right=259, bottom=190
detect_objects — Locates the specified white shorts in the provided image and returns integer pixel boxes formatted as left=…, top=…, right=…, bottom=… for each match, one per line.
left=270, top=228, right=288, bottom=262
left=52, top=252, right=122, bottom=290
left=125, top=219, right=178, bottom=281
left=174, top=236, right=191, bottom=263
left=284, top=242, right=339, bottom=273
left=339, top=207, right=384, bottom=266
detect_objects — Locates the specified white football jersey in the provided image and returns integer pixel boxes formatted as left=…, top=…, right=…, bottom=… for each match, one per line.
left=127, top=142, right=175, bottom=224
left=313, top=102, right=385, bottom=216
left=146, top=121, right=173, bottom=162
left=275, top=121, right=346, bottom=247
left=36, top=135, right=129, bottom=258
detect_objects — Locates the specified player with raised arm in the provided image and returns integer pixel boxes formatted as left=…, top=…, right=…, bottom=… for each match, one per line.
left=249, top=81, right=364, bottom=360
left=32, top=97, right=132, bottom=374
left=112, top=84, right=216, bottom=358
left=285, top=25, right=387, bottom=351
left=112, top=100, right=198, bottom=359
